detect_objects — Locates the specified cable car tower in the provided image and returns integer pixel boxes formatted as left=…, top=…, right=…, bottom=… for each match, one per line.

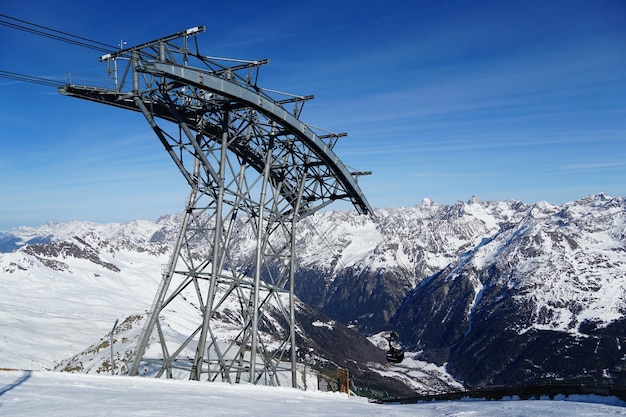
left=59, top=26, right=372, bottom=386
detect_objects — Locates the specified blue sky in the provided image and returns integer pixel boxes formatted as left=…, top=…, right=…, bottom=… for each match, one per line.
left=1, top=0, right=624, bottom=229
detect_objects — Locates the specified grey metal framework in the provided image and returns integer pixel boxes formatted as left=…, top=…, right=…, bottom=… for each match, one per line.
left=59, top=26, right=372, bottom=386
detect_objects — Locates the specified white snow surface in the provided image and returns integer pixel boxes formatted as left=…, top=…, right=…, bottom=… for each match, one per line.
left=297, top=210, right=381, bottom=270
left=1, top=370, right=624, bottom=417
left=0, top=231, right=168, bottom=370
left=464, top=194, right=626, bottom=334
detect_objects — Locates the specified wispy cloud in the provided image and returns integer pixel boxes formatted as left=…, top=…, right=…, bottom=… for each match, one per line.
left=560, top=161, right=626, bottom=171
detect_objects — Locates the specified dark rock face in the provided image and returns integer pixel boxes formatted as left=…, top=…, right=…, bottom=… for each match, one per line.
left=222, top=193, right=625, bottom=390
left=295, top=265, right=414, bottom=334
left=293, top=302, right=414, bottom=396
left=449, top=323, right=626, bottom=388
left=390, top=267, right=477, bottom=365
left=23, top=237, right=120, bottom=272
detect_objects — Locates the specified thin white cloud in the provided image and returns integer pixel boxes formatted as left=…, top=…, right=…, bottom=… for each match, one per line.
left=560, top=161, right=626, bottom=171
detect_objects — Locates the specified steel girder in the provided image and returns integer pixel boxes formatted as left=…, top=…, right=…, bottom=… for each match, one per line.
left=58, top=27, right=372, bottom=387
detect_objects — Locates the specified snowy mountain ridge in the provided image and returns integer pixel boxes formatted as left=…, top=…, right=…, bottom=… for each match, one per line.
left=1, top=193, right=625, bottom=392
left=463, top=192, right=626, bottom=334
left=1, top=218, right=165, bottom=250
left=389, top=193, right=626, bottom=387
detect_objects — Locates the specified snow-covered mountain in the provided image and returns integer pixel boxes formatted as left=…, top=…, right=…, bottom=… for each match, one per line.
left=289, top=193, right=626, bottom=389
left=0, top=217, right=418, bottom=396
left=390, top=193, right=626, bottom=388
left=0, top=224, right=170, bottom=371
left=292, top=196, right=531, bottom=332
left=1, top=193, right=624, bottom=394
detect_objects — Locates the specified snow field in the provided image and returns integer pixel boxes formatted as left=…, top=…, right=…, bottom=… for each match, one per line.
left=1, top=370, right=625, bottom=417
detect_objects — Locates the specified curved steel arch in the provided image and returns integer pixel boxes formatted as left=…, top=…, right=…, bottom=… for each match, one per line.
left=144, top=61, right=371, bottom=216
left=61, top=59, right=371, bottom=218
left=59, top=27, right=372, bottom=387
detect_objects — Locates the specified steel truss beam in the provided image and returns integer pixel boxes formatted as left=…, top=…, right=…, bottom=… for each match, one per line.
left=59, top=27, right=372, bottom=387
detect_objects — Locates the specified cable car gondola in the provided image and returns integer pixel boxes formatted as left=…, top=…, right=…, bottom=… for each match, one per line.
left=386, top=331, right=404, bottom=364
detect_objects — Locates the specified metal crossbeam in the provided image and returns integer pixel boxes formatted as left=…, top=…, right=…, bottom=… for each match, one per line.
left=59, top=27, right=372, bottom=387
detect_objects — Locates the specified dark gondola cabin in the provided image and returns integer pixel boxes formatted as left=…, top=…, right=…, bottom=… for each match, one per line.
left=386, top=331, right=404, bottom=364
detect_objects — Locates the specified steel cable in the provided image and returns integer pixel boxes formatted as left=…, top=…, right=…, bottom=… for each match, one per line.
left=0, top=14, right=118, bottom=87
left=0, top=70, right=65, bottom=87
left=0, top=13, right=117, bottom=52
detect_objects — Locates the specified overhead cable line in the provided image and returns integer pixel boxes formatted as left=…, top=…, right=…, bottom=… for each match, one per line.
left=0, top=13, right=117, bottom=53
left=0, top=14, right=119, bottom=87
left=0, top=70, right=65, bottom=87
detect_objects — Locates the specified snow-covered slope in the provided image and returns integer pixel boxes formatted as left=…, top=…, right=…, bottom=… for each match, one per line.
left=469, top=194, right=626, bottom=334
left=0, top=226, right=170, bottom=370
left=2, top=370, right=624, bottom=417
left=0, top=217, right=417, bottom=395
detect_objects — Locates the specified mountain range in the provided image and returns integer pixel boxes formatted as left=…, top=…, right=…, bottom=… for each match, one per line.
left=1, top=193, right=624, bottom=394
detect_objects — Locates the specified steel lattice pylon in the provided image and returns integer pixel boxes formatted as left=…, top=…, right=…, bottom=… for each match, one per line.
left=59, top=26, right=372, bottom=386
